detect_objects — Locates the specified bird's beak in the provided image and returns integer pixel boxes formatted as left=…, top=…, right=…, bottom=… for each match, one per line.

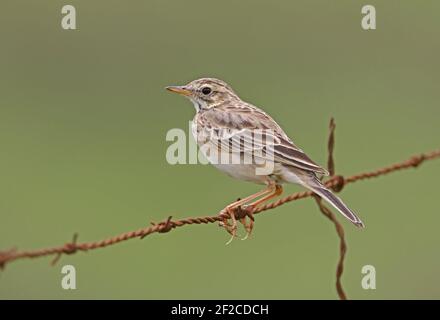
left=166, top=86, right=192, bottom=96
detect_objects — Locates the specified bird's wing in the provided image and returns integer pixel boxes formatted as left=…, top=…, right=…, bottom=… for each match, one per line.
left=195, top=105, right=329, bottom=175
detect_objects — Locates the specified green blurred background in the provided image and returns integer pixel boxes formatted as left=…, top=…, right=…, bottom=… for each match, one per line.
left=0, top=0, right=439, bottom=299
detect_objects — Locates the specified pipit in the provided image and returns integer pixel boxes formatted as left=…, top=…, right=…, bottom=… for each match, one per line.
left=167, top=78, right=364, bottom=243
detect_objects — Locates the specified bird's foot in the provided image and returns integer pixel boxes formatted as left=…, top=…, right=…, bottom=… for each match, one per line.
left=219, top=207, right=239, bottom=245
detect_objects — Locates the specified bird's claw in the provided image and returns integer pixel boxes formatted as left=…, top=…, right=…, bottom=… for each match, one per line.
left=219, top=207, right=239, bottom=245
left=219, top=205, right=255, bottom=244
left=240, top=206, right=255, bottom=241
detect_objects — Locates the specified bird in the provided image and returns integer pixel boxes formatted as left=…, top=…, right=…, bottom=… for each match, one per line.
left=166, top=78, right=364, bottom=243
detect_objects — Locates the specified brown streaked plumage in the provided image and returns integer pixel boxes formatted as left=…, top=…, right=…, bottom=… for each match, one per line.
left=167, top=78, right=364, bottom=243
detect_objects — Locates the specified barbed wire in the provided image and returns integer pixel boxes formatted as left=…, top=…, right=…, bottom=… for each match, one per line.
left=0, top=119, right=439, bottom=300
left=313, top=117, right=348, bottom=300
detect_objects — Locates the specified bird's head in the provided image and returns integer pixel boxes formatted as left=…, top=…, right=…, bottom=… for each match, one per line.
left=166, top=78, right=239, bottom=111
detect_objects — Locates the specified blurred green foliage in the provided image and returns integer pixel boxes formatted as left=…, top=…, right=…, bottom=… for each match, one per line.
left=0, top=1, right=439, bottom=299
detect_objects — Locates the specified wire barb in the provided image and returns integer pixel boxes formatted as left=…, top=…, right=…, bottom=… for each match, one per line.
left=0, top=248, right=17, bottom=270
left=409, top=154, right=426, bottom=167
left=147, top=216, right=175, bottom=237
left=51, top=233, right=80, bottom=266
left=328, top=175, right=345, bottom=192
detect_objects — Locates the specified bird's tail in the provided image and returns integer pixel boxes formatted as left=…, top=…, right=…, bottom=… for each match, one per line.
left=300, top=177, right=365, bottom=228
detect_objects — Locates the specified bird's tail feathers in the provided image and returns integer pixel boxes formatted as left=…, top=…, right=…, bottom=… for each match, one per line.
left=300, top=178, right=365, bottom=228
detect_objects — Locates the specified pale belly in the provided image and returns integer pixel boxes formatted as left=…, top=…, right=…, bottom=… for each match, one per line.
left=191, top=120, right=300, bottom=185
left=211, top=162, right=269, bottom=184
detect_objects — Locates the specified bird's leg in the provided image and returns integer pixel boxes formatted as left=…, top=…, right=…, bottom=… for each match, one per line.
left=247, top=184, right=283, bottom=209
left=240, top=184, right=283, bottom=240
left=221, top=186, right=274, bottom=245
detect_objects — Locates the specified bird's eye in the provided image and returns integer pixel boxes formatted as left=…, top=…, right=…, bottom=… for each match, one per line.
left=201, top=87, right=212, bottom=95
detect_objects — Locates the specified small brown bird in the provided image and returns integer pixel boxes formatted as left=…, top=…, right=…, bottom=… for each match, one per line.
left=167, top=78, right=364, bottom=243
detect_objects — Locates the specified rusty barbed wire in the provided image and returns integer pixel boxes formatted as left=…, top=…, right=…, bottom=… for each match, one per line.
left=327, top=117, right=336, bottom=177
left=312, top=117, right=348, bottom=300
left=314, top=197, right=347, bottom=300
left=0, top=120, right=439, bottom=300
